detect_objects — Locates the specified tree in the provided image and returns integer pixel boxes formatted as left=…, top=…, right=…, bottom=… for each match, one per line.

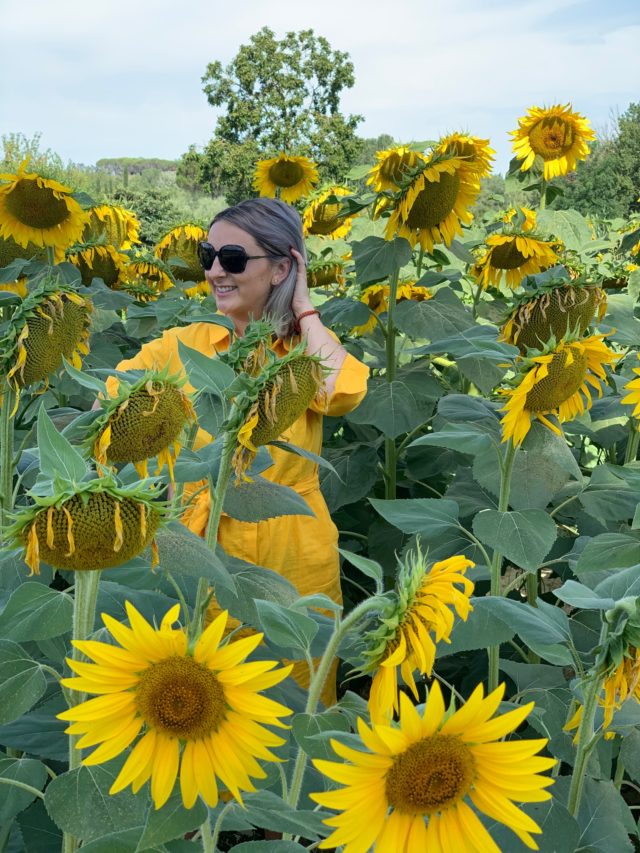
left=192, top=28, right=363, bottom=203
left=553, top=140, right=633, bottom=218
left=616, top=102, right=640, bottom=212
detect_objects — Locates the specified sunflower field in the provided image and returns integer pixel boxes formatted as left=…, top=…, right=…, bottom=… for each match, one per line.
left=1, top=102, right=640, bottom=853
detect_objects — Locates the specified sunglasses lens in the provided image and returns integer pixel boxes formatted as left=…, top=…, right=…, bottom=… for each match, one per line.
left=197, top=242, right=215, bottom=270
left=219, top=248, right=248, bottom=274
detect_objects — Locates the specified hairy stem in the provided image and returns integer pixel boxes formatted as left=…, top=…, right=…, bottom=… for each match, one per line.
left=384, top=268, right=400, bottom=500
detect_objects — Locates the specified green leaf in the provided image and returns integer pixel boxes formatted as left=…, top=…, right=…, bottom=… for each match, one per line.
left=457, top=355, right=506, bottom=395
left=487, top=796, right=579, bottom=853
left=254, top=599, right=318, bottom=653
left=553, top=580, right=614, bottom=610
left=223, top=476, right=314, bottom=521
left=320, top=445, right=379, bottom=512
left=338, top=548, right=383, bottom=590
left=292, top=709, right=351, bottom=760
left=437, top=597, right=514, bottom=656
left=0, top=758, right=48, bottom=822
left=17, top=798, right=63, bottom=852
left=222, top=790, right=327, bottom=839
left=0, top=695, right=67, bottom=762
left=269, top=440, right=340, bottom=477
left=599, top=293, right=640, bottom=347
left=478, top=597, right=572, bottom=665
left=230, top=842, right=308, bottom=852
left=177, top=341, right=235, bottom=396
left=37, top=406, right=87, bottom=485
left=62, top=357, right=107, bottom=395
left=594, top=564, right=640, bottom=601
left=572, top=777, right=634, bottom=852
left=346, top=378, right=434, bottom=438
left=576, top=533, right=640, bottom=573
left=74, top=829, right=144, bottom=852
left=369, top=498, right=460, bottom=538
left=394, top=288, right=475, bottom=342
left=319, top=296, right=370, bottom=329
left=537, top=209, right=592, bottom=250
left=137, top=792, right=206, bottom=848
left=44, top=761, right=148, bottom=843
left=154, top=522, right=235, bottom=592
left=472, top=509, right=557, bottom=572
left=0, top=583, right=73, bottom=641
left=0, top=641, right=47, bottom=724
left=620, top=729, right=640, bottom=783
left=410, top=422, right=498, bottom=456
left=215, top=556, right=299, bottom=627
left=579, top=465, right=639, bottom=522
left=351, top=236, right=412, bottom=285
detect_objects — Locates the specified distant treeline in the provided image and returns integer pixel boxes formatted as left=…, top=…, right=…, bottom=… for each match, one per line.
left=96, top=158, right=178, bottom=176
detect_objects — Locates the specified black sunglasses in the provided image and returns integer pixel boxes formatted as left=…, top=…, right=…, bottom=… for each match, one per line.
left=197, top=242, right=286, bottom=274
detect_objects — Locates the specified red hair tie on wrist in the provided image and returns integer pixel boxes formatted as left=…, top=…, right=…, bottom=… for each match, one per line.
left=294, top=309, right=321, bottom=333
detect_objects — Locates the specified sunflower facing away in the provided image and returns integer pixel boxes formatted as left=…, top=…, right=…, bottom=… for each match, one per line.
left=0, top=161, right=88, bottom=250
left=307, top=257, right=347, bottom=290
left=311, top=681, right=555, bottom=853
left=511, top=103, right=596, bottom=180
left=500, top=334, right=618, bottom=446
left=473, top=233, right=562, bottom=291
left=82, top=204, right=140, bottom=249
left=67, top=244, right=129, bottom=288
left=58, top=603, right=292, bottom=809
left=155, top=223, right=209, bottom=298
left=437, top=133, right=495, bottom=180
left=0, top=233, right=46, bottom=298
left=362, top=547, right=474, bottom=723
left=253, top=153, right=319, bottom=203
left=366, top=146, right=427, bottom=193
left=384, top=154, right=480, bottom=253
left=352, top=281, right=433, bottom=336
left=91, top=371, right=197, bottom=482
left=123, top=251, right=174, bottom=300
left=302, top=187, right=355, bottom=239
left=622, top=355, right=640, bottom=418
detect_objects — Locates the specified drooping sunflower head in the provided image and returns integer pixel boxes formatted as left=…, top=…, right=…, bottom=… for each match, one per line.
left=351, top=280, right=432, bottom=336
left=82, top=204, right=140, bottom=249
left=473, top=231, right=563, bottom=291
left=122, top=249, right=175, bottom=301
left=232, top=344, right=326, bottom=479
left=2, top=278, right=92, bottom=404
left=58, top=603, right=292, bottom=809
left=0, top=160, right=88, bottom=251
left=66, top=243, right=129, bottom=288
left=500, top=333, right=619, bottom=446
left=312, top=681, right=555, bottom=851
left=503, top=206, right=537, bottom=232
left=89, top=370, right=197, bottom=483
left=155, top=223, right=208, bottom=293
left=511, top=103, right=596, bottom=180
left=621, top=354, right=640, bottom=418
left=302, top=187, right=355, bottom=239
left=9, top=478, right=166, bottom=575
left=307, top=257, right=347, bottom=290
left=361, top=543, right=474, bottom=722
left=253, top=153, right=319, bottom=203
left=502, top=281, right=606, bottom=353
left=384, top=152, right=481, bottom=252
left=437, top=132, right=495, bottom=179
left=0, top=234, right=47, bottom=299
left=366, top=145, right=428, bottom=193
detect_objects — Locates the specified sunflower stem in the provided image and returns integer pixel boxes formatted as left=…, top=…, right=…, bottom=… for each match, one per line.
left=416, top=247, right=425, bottom=278
left=539, top=179, right=547, bottom=211
left=62, top=569, right=102, bottom=853
left=614, top=757, right=626, bottom=789
left=487, top=440, right=518, bottom=692
left=201, top=805, right=221, bottom=853
left=624, top=420, right=640, bottom=464
left=284, top=596, right=383, bottom=817
left=567, top=621, right=609, bottom=818
left=0, top=377, right=15, bottom=538
left=384, top=267, right=400, bottom=500
left=46, top=246, right=55, bottom=266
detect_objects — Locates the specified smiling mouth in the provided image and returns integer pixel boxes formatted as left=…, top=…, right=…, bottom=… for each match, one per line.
left=215, top=286, right=237, bottom=294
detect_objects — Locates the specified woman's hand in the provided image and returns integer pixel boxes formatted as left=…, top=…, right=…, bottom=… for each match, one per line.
left=289, top=247, right=314, bottom=317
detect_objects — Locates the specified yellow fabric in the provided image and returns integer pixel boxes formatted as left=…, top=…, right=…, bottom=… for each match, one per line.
left=115, top=321, right=369, bottom=705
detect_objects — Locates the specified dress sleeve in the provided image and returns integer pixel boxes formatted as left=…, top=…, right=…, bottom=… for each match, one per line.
left=310, top=348, right=369, bottom=417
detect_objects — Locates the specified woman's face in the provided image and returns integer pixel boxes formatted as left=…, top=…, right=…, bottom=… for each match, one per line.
left=205, top=220, right=290, bottom=329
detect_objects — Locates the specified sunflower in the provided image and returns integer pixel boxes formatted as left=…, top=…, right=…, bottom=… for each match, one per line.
left=500, top=334, right=618, bottom=446
left=501, top=282, right=606, bottom=353
left=90, top=371, right=197, bottom=483
left=384, top=154, right=480, bottom=253
left=473, top=233, right=562, bottom=291
left=0, top=234, right=46, bottom=299
left=503, top=206, right=537, bottom=232
left=352, top=281, right=433, bottom=336
left=622, top=356, right=640, bottom=417
left=437, top=133, right=494, bottom=179
left=123, top=251, right=174, bottom=301
left=362, top=547, right=474, bottom=723
left=302, top=187, right=355, bottom=239
left=253, top=153, right=319, bottom=203
left=7, top=478, right=165, bottom=575
left=511, top=103, right=596, bottom=180
left=82, top=204, right=140, bottom=249
left=67, top=244, right=129, bottom=288
left=58, top=603, right=292, bottom=809
left=307, top=257, right=347, bottom=290
left=311, top=681, right=555, bottom=852
left=0, top=161, right=88, bottom=251
left=155, top=223, right=208, bottom=297
left=366, top=146, right=428, bottom=193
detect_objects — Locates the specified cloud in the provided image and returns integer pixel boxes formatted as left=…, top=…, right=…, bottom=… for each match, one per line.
left=1, top=0, right=638, bottom=172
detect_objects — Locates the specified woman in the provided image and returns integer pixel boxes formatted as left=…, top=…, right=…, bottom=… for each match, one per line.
left=115, top=198, right=369, bottom=704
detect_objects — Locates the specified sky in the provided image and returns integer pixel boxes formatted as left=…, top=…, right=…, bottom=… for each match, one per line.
left=1, top=0, right=639, bottom=175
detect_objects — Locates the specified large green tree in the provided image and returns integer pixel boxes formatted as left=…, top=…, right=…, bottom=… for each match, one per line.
left=189, top=27, right=363, bottom=203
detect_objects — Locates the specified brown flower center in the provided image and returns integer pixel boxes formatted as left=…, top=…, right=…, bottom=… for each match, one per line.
left=135, top=656, right=226, bottom=739
left=5, top=179, right=70, bottom=229
left=406, top=172, right=460, bottom=230
left=308, top=201, right=344, bottom=236
left=528, top=118, right=575, bottom=159
left=385, top=735, right=475, bottom=814
left=490, top=239, right=528, bottom=270
left=525, top=347, right=588, bottom=411
left=75, top=250, right=121, bottom=287
left=268, top=159, right=305, bottom=188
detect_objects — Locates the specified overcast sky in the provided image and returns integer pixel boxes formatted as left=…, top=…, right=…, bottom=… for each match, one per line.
left=1, top=0, right=639, bottom=175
